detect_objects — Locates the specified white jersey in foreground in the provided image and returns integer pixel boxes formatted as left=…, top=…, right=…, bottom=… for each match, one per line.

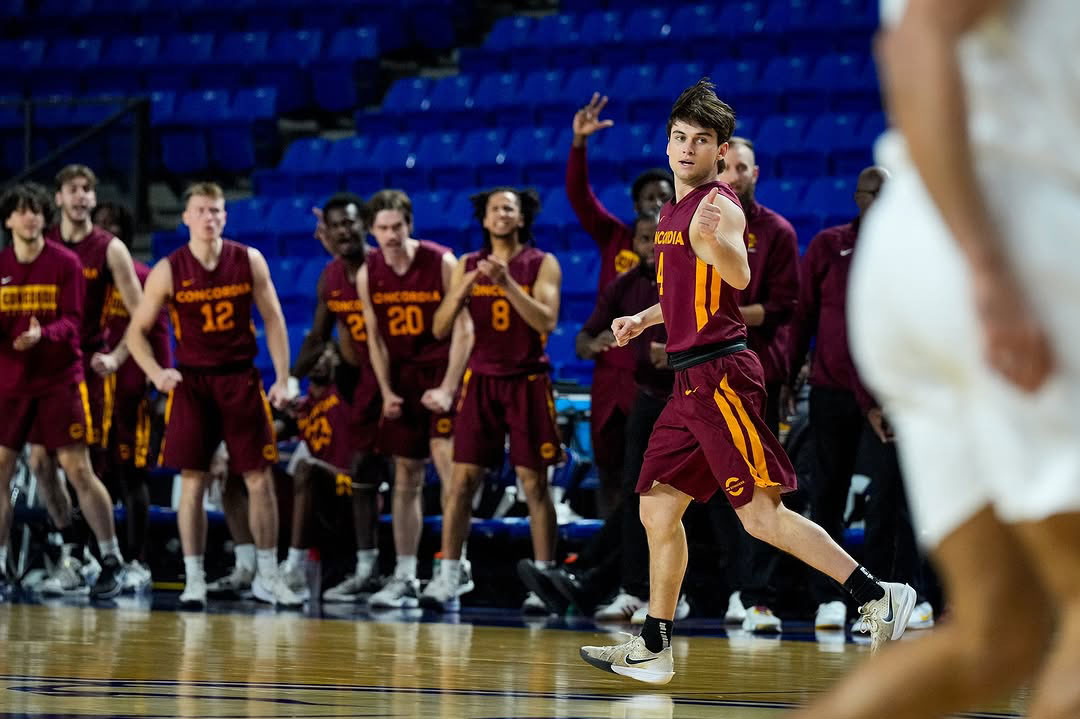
left=849, top=0, right=1080, bottom=547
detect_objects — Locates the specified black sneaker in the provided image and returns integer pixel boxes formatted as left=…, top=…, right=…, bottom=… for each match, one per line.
left=516, top=560, right=570, bottom=615
left=90, top=555, right=123, bottom=600
left=547, top=566, right=601, bottom=614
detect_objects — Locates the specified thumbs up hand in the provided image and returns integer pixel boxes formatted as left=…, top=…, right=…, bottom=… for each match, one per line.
left=695, top=187, right=724, bottom=237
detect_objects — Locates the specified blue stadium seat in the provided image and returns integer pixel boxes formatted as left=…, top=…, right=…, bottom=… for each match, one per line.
left=484, top=16, right=535, bottom=51
left=417, top=130, right=464, bottom=184
left=754, top=178, right=807, bottom=220
left=371, top=134, right=418, bottom=189
left=597, top=185, right=634, bottom=222
left=519, top=68, right=565, bottom=116
left=263, top=30, right=323, bottom=112
left=380, top=76, right=433, bottom=130
left=656, top=61, right=707, bottom=98
left=410, top=190, right=452, bottom=230
left=560, top=66, right=610, bottom=105
left=148, top=89, right=176, bottom=126
left=610, top=64, right=658, bottom=100
left=173, top=89, right=231, bottom=126
left=459, top=127, right=512, bottom=180
left=267, top=196, right=319, bottom=244
left=99, top=34, right=159, bottom=69
left=669, top=4, right=721, bottom=40
left=161, top=129, right=208, bottom=174
left=760, top=56, right=818, bottom=113
left=38, top=0, right=93, bottom=20
left=323, top=136, right=372, bottom=173
left=425, top=75, right=476, bottom=128
left=312, top=27, right=379, bottom=112
left=323, top=135, right=382, bottom=189
left=157, top=32, right=215, bottom=67
left=151, top=229, right=187, bottom=261
left=473, top=71, right=518, bottom=110
left=213, top=31, right=269, bottom=66
left=0, top=39, right=46, bottom=69
left=578, top=10, right=624, bottom=46
left=40, top=37, right=102, bottom=70
left=803, top=177, right=854, bottom=220
left=622, top=7, right=672, bottom=43
left=529, top=14, right=580, bottom=48
left=225, top=196, right=269, bottom=237
left=757, top=114, right=811, bottom=175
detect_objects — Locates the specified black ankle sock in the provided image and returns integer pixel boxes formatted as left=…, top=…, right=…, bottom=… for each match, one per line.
left=640, top=615, right=673, bottom=653
left=843, top=565, right=886, bottom=605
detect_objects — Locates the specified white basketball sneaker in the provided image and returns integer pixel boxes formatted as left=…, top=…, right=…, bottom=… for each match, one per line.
left=580, top=633, right=674, bottom=685
left=857, top=582, right=917, bottom=652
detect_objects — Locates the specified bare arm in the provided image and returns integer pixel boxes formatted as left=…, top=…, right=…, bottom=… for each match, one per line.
left=611, top=302, right=664, bottom=347
left=689, top=188, right=750, bottom=290
left=290, top=272, right=335, bottom=379
left=880, top=0, right=1052, bottom=390
left=125, top=259, right=179, bottom=390
left=92, top=238, right=144, bottom=370
left=479, top=253, right=561, bottom=335
left=437, top=253, right=474, bottom=391
left=357, top=264, right=401, bottom=417
left=432, top=254, right=476, bottom=341
left=249, top=247, right=290, bottom=406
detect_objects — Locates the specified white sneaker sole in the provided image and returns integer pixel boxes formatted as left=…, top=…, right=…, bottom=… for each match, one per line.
left=889, top=585, right=919, bottom=640
left=579, top=648, right=674, bottom=685
left=419, top=595, right=460, bottom=612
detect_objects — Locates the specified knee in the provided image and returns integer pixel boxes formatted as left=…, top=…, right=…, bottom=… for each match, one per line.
left=518, top=471, right=549, bottom=503
left=243, top=470, right=272, bottom=496
left=639, top=500, right=679, bottom=537
left=737, top=503, right=782, bottom=543
left=29, top=451, right=54, bottom=481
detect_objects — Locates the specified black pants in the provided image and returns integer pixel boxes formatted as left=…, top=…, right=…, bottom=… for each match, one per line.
left=808, top=386, right=930, bottom=604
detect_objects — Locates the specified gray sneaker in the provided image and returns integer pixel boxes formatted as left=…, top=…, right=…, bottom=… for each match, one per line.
left=580, top=633, right=674, bottom=685
left=206, top=566, right=255, bottom=599
left=368, top=576, right=420, bottom=609
left=857, top=581, right=917, bottom=652
left=323, top=570, right=382, bottom=603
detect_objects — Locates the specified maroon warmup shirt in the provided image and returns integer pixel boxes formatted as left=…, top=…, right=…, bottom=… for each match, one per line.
left=167, top=240, right=258, bottom=368
left=366, top=241, right=451, bottom=367
left=0, top=240, right=85, bottom=395
left=655, top=181, right=748, bottom=353
left=791, top=219, right=872, bottom=401
left=462, top=247, right=551, bottom=377
left=45, top=225, right=114, bottom=353
left=582, top=264, right=673, bottom=399
left=319, top=256, right=372, bottom=368
left=736, top=199, right=799, bottom=385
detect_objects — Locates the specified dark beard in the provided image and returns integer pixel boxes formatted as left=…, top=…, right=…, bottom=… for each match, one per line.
left=340, top=244, right=366, bottom=262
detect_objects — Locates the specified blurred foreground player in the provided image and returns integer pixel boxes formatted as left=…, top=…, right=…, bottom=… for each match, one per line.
left=126, top=182, right=298, bottom=609
left=796, top=1, right=1080, bottom=718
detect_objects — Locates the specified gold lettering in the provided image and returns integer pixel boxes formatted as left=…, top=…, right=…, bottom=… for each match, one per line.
left=653, top=231, right=685, bottom=246
left=0, top=284, right=59, bottom=313
left=371, top=290, right=442, bottom=304
left=326, top=298, right=364, bottom=313
left=175, top=282, right=253, bottom=304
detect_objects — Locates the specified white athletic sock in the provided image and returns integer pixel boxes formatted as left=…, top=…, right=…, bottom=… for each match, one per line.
left=356, top=548, right=378, bottom=577
left=534, top=559, right=556, bottom=570
left=395, top=555, right=417, bottom=580
left=0, top=543, right=8, bottom=570
left=234, top=543, right=256, bottom=573
left=98, top=537, right=122, bottom=562
left=183, top=555, right=205, bottom=584
left=287, top=547, right=306, bottom=567
left=441, top=559, right=461, bottom=586
left=256, top=549, right=277, bottom=580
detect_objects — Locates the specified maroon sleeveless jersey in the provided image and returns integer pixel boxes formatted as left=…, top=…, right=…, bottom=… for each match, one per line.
left=655, top=181, right=748, bottom=353
left=45, top=225, right=114, bottom=351
left=463, top=247, right=551, bottom=377
left=103, top=260, right=172, bottom=370
left=319, top=256, right=371, bottom=367
left=167, top=240, right=257, bottom=368
left=366, top=240, right=450, bottom=366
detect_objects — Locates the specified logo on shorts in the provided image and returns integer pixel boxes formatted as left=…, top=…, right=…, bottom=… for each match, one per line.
left=69, top=423, right=84, bottom=440
left=540, top=442, right=557, bottom=460
left=0, top=276, right=11, bottom=285
left=840, top=248, right=853, bottom=256
left=684, top=386, right=699, bottom=396
left=725, top=476, right=745, bottom=497
left=436, top=418, right=452, bottom=435
left=335, top=473, right=353, bottom=496
left=262, top=445, right=278, bottom=461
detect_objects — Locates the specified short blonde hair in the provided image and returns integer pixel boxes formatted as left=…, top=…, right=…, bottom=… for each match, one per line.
left=182, top=181, right=225, bottom=207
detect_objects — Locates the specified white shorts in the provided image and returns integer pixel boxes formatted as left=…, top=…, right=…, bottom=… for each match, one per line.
left=849, top=167, right=1080, bottom=549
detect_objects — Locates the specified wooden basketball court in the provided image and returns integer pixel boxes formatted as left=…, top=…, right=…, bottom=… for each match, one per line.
left=0, top=601, right=1025, bottom=718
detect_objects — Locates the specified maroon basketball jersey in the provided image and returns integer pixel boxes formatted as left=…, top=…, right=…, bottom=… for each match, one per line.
left=462, top=247, right=551, bottom=376
left=103, top=260, right=172, bottom=370
left=296, top=388, right=350, bottom=466
left=0, top=241, right=85, bottom=395
left=366, top=240, right=450, bottom=366
left=45, top=225, right=114, bottom=351
left=655, top=181, right=748, bottom=353
left=319, top=256, right=371, bottom=367
left=167, top=240, right=257, bottom=368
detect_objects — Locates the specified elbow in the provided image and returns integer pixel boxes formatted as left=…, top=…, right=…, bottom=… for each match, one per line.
left=542, top=315, right=558, bottom=335
left=729, top=268, right=751, bottom=292
left=432, top=318, right=451, bottom=342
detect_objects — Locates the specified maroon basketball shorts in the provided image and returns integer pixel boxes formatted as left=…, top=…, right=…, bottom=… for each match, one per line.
left=0, top=381, right=92, bottom=452
left=109, top=386, right=154, bottom=468
left=160, top=366, right=277, bottom=475
left=590, top=363, right=635, bottom=470
left=81, top=355, right=110, bottom=448
left=453, top=370, right=562, bottom=472
left=637, top=350, right=797, bottom=508
left=377, top=362, right=453, bottom=460
left=346, top=367, right=382, bottom=456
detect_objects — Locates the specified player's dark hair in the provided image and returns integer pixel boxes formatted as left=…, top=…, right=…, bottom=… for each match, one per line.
left=55, top=163, right=97, bottom=191
left=1, top=182, right=53, bottom=227
left=323, top=192, right=365, bottom=220
left=667, top=78, right=736, bottom=173
left=630, top=168, right=673, bottom=206
left=367, top=189, right=412, bottom=227
left=92, top=201, right=135, bottom=248
left=470, top=187, right=541, bottom=253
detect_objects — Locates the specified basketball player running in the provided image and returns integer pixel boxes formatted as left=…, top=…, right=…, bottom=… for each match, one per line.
left=420, top=188, right=563, bottom=613
left=356, top=190, right=473, bottom=609
left=288, top=192, right=385, bottom=602
left=579, top=80, right=916, bottom=685
left=795, top=1, right=1080, bottom=717
left=94, top=201, right=172, bottom=592
left=34, top=165, right=143, bottom=595
left=0, top=183, right=123, bottom=599
left=126, top=182, right=300, bottom=610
